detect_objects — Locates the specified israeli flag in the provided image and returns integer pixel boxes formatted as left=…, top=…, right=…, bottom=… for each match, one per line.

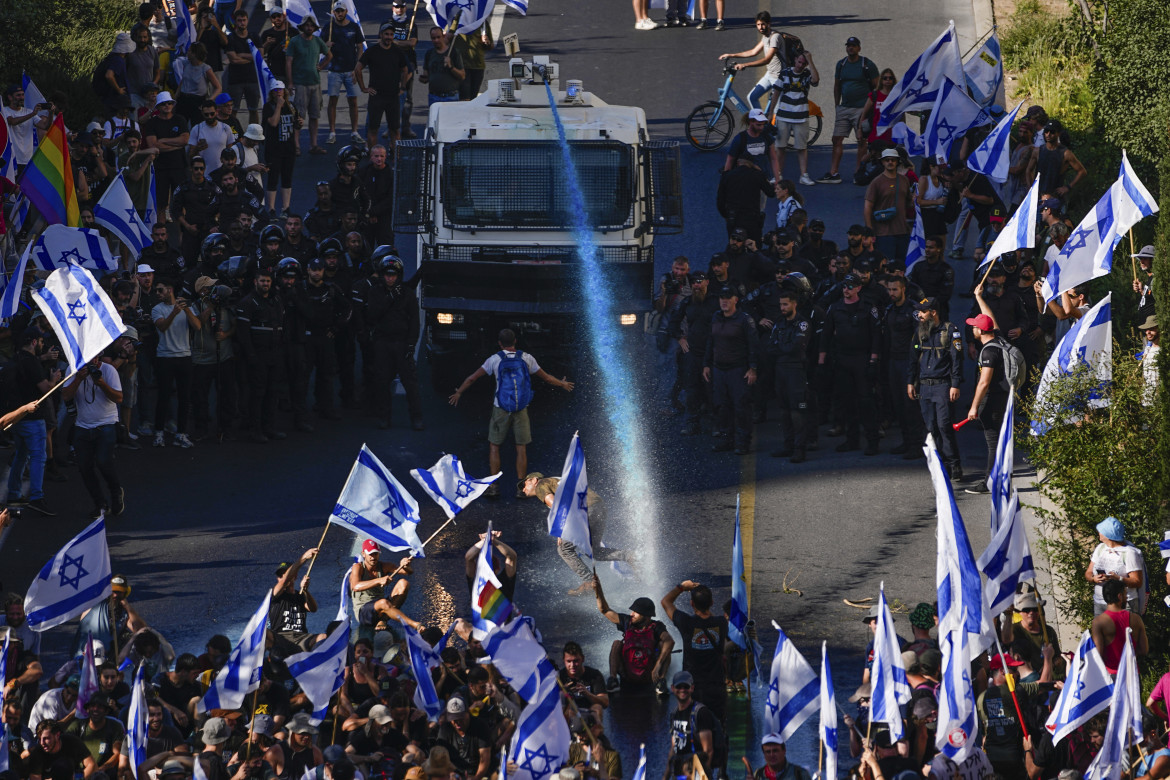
left=891, top=122, right=927, bottom=157
left=8, top=194, right=31, bottom=235
left=29, top=224, right=118, bottom=272
left=728, top=494, right=750, bottom=650
left=984, top=175, right=1039, bottom=270
left=630, top=746, right=646, bottom=780
left=870, top=583, right=911, bottom=740
left=425, top=0, right=495, bottom=34
left=819, top=642, right=838, bottom=780
left=928, top=436, right=993, bottom=763
left=0, top=632, right=9, bottom=772
left=75, top=634, right=101, bottom=717
left=471, top=521, right=515, bottom=640
left=1031, top=293, right=1112, bottom=436
left=24, top=517, right=112, bottom=632
left=20, top=72, right=46, bottom=146
left=501, top=0, right=527, bottom=14
left=765, top=621, right=818, bottom=741
left=905, top=197, right=926, bottom=273
left=402, top=621, right=450, bottom=720
left=194, top=757, right=210, bottom=780
left=976, top=395, right=1037, bottom=616
left=411, top=454, right=501, bottom=520
left=1, top=119, right=14, bottom=180
left=923, top=78, right=991, bottom=163
left=126, top=663, right=148, bottom=778
left=548, top=433, right=592, bottom=558
left=196, top=589, right=272, bottom=714
left=175, top=0, right=195, bottom=54
left=1085, top=628, right=1141, bottom=780
left=509, top=673, right=571, bottom=780
left=481, top=615, right=557, bottom=702
left=1045, top=631, right=1113, bottom=745
left=0, top=239, right=33, bottom=319
left=1042, top=153, right=1158, bottom=303
left=967, top=102, right=1022, bottom=183
left=285, top=574, right=350, bottom=719
left=963, top=33, right=1003, bottom=106
left=329, top=444, right=426, bottom=555
left=283, top=0, right=314, bottom=26
left=248, top=39, right=282, bottom=103
left=94, top=173, right=151, bottom=259
left=32, top=263, right=125, bottom=374
left=877, top=22, right=965, bottom=130
left=145, top=165, right=158, bottom=228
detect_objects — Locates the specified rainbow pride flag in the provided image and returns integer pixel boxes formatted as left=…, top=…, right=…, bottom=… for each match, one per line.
left=19, top=113, right=79, bottom=227
left=476, top=578, right=513, bottom=625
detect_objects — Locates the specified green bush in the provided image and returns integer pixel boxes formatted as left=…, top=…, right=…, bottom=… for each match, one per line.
left=1023, top=347, right=1168, bottom=662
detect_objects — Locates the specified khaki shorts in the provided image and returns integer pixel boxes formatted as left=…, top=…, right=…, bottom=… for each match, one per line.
left=775, top=120, right=809, bottom=150
left=488, top=405, right=532, bottom=446
left=833, top=105, right=864, bottom=139
left=293, top=83, right=322, bottom=120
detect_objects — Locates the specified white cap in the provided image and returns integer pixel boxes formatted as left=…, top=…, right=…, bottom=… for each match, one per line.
left=244, top=123, right=265, bottom=141
left=156, top=91, right=175, bottom=103
left=86, top=121, right=104, bottom=133
left=333, top=1, right=347, bottom=8
left=761, top=733, right=785, bottom=746
left=136, top=264, right=156, bottom=274
left=272, top=80, right=286, bottom=90
left=880, top=147, right=901, bottom=159
left=747, top=108, right=768, bottom=123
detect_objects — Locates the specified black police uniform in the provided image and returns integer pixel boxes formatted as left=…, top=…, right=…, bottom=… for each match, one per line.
left=671, top=293, right=720, bottom=433
left=768, top=314, right=812, bottom=458
left=883, top=298, right=925, bottom=453
left=704, top=306, right=759, bottom=452
left=170, top=178, right=221, bottom=262
left=214, top=187, right=263, bottom=230
left=235, top=288, right=286, bottom=438
left=141, top=243, right=186, bottom=286
left=716, top=164, right=773, bottom=243
left=280, top=236, right=319, bottom=265
left=299, top=278, right=352, bottom=419
left=279, top=281, right=312, bottom=429
left=798, top=237, right=838, bottom=277
left=908, top=320, right=964, bottom=475
left=304, top=203, right=342, bottom=241
left=352, top=277, right=423, bottom=428
left=907, top=259, right=955, bottom=321
left=360, top=162, right=395, bottom=247
left=723, top=246, right=775, bottom=295
left=821, top=298, right=881, bottom=451
left=329, top=172, right=371, bottom=219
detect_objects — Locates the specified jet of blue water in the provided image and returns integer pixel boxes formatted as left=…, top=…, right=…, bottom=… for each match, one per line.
left=541, top=80, right=657, bottom=573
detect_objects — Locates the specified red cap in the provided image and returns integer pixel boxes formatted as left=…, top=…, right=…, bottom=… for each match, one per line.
left=362, top=539, right=380, bottom=555
left=965, top=313, right=995, bottom=332
left=988, top=653, right=1025, bottom=671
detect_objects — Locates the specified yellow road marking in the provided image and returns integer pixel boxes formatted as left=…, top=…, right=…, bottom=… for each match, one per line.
left=739, top=450, right=756, bottom=611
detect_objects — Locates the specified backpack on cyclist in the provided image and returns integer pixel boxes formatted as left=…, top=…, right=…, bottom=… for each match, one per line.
left=495, top=350, right=533, bottom=412
left=984, top=337, right=1026, bottom=392
left=620, top=622, right=657, bottom=682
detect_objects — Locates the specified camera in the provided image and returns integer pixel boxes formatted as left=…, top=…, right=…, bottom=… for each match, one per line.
left=663, top=277, right=681, bottom=295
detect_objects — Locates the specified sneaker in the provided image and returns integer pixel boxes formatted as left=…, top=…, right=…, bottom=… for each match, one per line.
left=655, top=679, right=669, bottom=697
left=964, top=482, right=990, bottom=494
left=817, top=172, right=843, bottom=184
left=485, top=482, right=500, bottom=499
left=164, top=419, right=178, bottom=434
left=173, top=433, right=195, bottom=449
left=665, top=17, right=679, bottom=26
left=947, top=248, right=964, bottom=259
left=27, top=498, right=55, bottom=517
left=799, top=173, right=816, bottom=186
left=695, top=19, right=708, bottom=29
left=678, top=15, right=690, bottom=26
left=715, top=18, right=725, bottom=30
left=327, top=131, right=337, bottom=144
left=605, top=675, right=620, bottom=693
left=137, top=422, right=154, bottom=436
left=110, top=487, right=125, bottom=516
left=153, top=432, right=166, bottom=447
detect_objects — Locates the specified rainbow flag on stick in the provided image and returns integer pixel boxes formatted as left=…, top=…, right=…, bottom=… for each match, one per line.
left=19, top=114, right=79, bottom=227
left=471, top=521, right=515, bottom=639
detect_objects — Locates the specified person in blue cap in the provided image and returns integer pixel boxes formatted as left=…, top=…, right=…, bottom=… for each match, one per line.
left=1086, top=517, right=1146, bottom=615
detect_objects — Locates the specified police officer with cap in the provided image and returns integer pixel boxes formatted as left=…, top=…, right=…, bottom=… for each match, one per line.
left=300, top=255, right=351, bottom=421
left=767, top=288, right=812, bottom=462
left=882, top=276, right=925, bottom=459
left=236, top=266, right=288, bottom=442
left=703, top=285, right=759, bottom=454
left=908, top=297, right=963, bottom=479
left=671, top=272, right=719, bottom=436
left=819, top=273, right=881, bottom=455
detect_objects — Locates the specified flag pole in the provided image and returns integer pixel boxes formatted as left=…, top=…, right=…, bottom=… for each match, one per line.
left=553, top=676, right=600, bottom=750
left=1130, top=228, right=1139, bottom=282
left=303, top=524, right=330, bottom=578
left=406, top=0, right=422, bottom=37
left=245, top=687, right=260, bottom=760
left=991, top=620, right=1029, bottom=740
left=384, top=514, right=460, bottom=579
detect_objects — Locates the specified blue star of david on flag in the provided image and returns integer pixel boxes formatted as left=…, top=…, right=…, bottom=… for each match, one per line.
left=67, top=300, right=87, bottom=326
left=1064, top=225, right=1093, bottom=254
left=24, top=516, right=112, bottom=631
left=547, top=434, right=593, bottom=559
left=58, top=553, right=88, bottom=590
left=411, top=454, right=501, bottom=520
left=519, top=745, right=557, bottom=780
left=455, top=479, right=475, bottom=499
left=329, top=445, right=425, bottom=555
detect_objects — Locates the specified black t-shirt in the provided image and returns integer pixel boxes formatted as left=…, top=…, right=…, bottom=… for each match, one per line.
left=978, top=340, right=1011, bottom=396
left=259, top=27, right=289, bottom=80
left=154, top=674, right=203, bottom=725
left=347, top=721, right=410, bottom=766
left=226, top=31, right=258, bottom=84
left=669, top=612, right=727, bottom=687
left=144, top=114, right=191, bottom=171
left=147, top=724, right=185, bottom=758
left=727, top=130, right=775, bottom=176
left=434, top=722, right=486, bottom=773
left=358, top=44, right=408, bottom=96
left=269, top=591, right=310, bottom=634
left=669, top=702, right=718, bottom=757
left=26, top=734, right=94, bottom=776
left=557, top=666, right=607, bottom=710
left=326, top=19, right=366, bottom=72
left=253, top=683, right=291, bottom=723
left=262, top=103, right=297, bottom=151
left=12, top=349, right=47, bottom=405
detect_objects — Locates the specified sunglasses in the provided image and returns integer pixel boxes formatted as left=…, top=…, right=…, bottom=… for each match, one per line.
left=1020, top=608, right=1039, bottom=614
left=673, top=684, right=691, bottom=691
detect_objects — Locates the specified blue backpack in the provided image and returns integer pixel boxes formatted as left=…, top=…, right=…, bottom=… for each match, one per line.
left=495, top=350, right=533, bottom=412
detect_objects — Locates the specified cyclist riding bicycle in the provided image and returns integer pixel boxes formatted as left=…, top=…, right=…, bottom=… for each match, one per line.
left=718, top=12, right=794, bottom=117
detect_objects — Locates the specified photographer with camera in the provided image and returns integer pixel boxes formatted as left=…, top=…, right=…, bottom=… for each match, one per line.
left=653, top=257, right=692, bottom=417
left=62, top=348, right=126, bottom=519
left=151, top=279, right=201, bottom=449
left=191, top=277, right=238, bottom=441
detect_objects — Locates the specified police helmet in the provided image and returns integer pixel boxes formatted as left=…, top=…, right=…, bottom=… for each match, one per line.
left=318, top=238, right=343, bottom=257
left=307, top=256, right=326, bottom=271
left=276, top=258, right=301, bottom=278
left=780, top=271, right=812, bottom=299
left=337, top=144, right=364, bottom=172
left=374, top=254, right=404, bottom=277
left=260, top=224, right=286, bottom=246
left=201, top=232, right=229, bottom=258
left=218, top=256, right=249, bottom=279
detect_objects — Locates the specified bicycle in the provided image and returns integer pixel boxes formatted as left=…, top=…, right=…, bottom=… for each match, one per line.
left=685, top=61, right=823, bottom=152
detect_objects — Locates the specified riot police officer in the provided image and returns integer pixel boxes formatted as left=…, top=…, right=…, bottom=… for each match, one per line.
left=331, top=145, right=371, bottom=217
left=276, top=258, right=313, bottom=432
left=352, top=251, right=423, bottom=430
left=318, top=238, right=358, bottom=407
left=235, top=267, right=287, bottom=442
left=670, top=272, right=719, bottom=436
left=908, top=297, right=964, bottom=479
left=184, top=232, right=230, bottom=298
left=300, top=256, right=351, bottom=421
left=819, top=274, right=881, bottom=455
left=703, top=285, right=759, bottom=454
left=254, top=224, right=287, bottom=278
left=768, top=289, right=812, bottom=463
left=882, top=276, right=924, bottom=458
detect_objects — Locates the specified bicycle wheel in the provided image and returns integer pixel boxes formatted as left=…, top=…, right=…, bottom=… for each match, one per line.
left=686, top=102, right=735, bottom=151
left=807, top=113, right=823, bottom=146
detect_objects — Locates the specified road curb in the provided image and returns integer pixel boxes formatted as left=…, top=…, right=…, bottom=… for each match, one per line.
left=971, top=0, right=996, bottom=38
left=1019, top=470, right=1080, bottom=653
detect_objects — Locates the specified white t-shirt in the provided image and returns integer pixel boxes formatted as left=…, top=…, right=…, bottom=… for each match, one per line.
left=74, top=362, right=122, bottom=429
left=480, top=349, right=540, bottom=408
left=104, top=115, right=140, bottom=143
left=1143, top=343, right=1160, bottom=406
left=189, top=120, right=237, bottom=174
left=153, top=302, right=193, bottom=357
left=928, top=747, right=993, bottom=780
left=1089, top=541, right=1143, bottom=607
left=2, top=105, right=38, bottom=165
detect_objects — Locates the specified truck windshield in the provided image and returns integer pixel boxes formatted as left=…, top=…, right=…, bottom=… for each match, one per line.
left=440, top=140, right=636, bottom=230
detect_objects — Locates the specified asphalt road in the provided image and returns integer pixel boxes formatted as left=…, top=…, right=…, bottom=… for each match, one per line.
left=0, top=0, right=1017, bottom=774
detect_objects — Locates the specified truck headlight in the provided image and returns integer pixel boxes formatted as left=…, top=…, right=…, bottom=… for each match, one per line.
left=436, top=313, right=464, bottom=325
left=620, top=314, right=638, bottom=326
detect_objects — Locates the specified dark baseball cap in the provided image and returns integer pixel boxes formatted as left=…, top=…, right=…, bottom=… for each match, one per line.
left=717, top=284, right=739, bottom=298
left=912, top=297, right=940, bottom=312
left=691, top=271, right=708, bottom=282
left=841, top=274, right=862, bottom=287
left=847, top=224, right=865, bottom=235
left=846, top=36, right=861, bottom=46
left=730, top=227, right=748, bottom=240
left=809, top=218, right=825, bottom=230
left=854, top=257, right=874, bottom=273
left=775, top=229, right=796, bottom=244
left=1039, top=197, right=1063, bottom=212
